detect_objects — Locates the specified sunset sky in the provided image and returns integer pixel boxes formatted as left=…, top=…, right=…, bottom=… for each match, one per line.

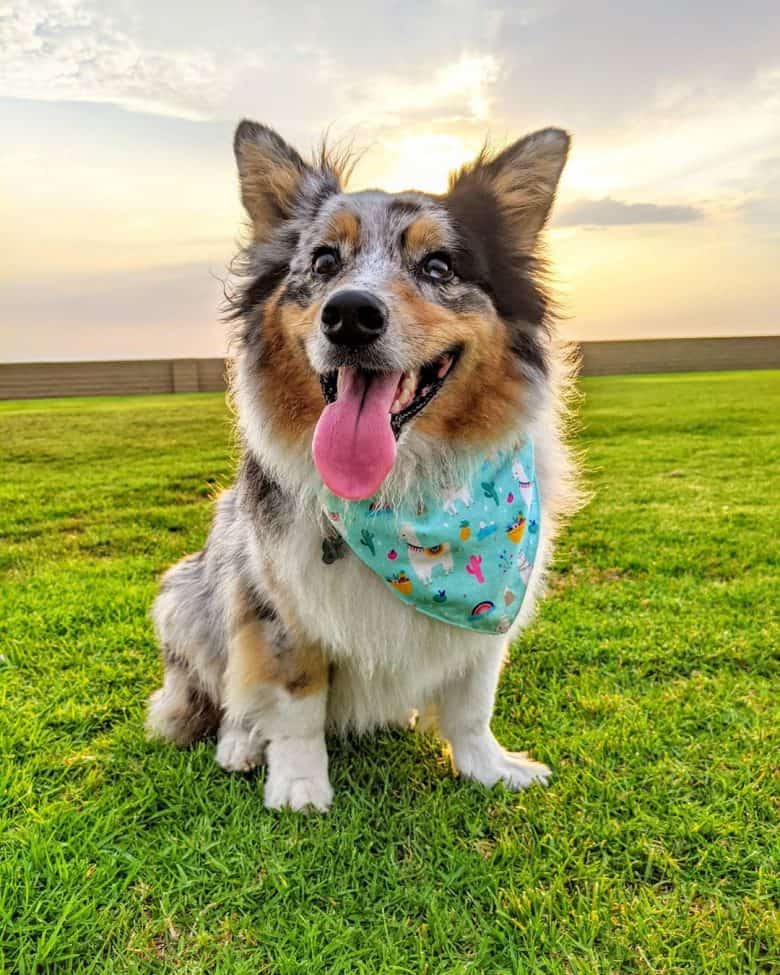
left=1, top=1, right=779, bottom=361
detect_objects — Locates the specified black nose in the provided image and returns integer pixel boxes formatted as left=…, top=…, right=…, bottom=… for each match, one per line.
left=321, top=290, right=387, bottom=347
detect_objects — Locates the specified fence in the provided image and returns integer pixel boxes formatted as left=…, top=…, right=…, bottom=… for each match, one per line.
left=1, top=336, right=778, bottom=400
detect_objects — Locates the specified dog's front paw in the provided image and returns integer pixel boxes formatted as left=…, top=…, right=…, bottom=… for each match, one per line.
left=215, top=724, right=264, bottom=773
left=264, top=769, right=334, bottom=813
left=451, top=734, right=551, bottom=791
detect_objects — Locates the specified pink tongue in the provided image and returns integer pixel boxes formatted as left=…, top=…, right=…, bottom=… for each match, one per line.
left=312, top=368, right=402, bottom=500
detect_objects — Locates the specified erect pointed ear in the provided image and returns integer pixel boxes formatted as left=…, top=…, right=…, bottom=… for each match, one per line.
left=448, top=128, right=570, bottom=255
left=233, top=120, right=340, bottom=241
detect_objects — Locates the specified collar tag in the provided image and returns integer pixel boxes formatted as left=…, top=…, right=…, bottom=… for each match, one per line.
left=321, top=533, right=346, bottom=565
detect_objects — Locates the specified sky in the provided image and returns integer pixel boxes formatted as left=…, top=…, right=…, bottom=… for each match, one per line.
left=1, top=1, right=779, bottom=362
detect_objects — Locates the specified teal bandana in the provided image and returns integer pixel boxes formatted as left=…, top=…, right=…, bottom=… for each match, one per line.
left=321, top=440, right=541, bottom=635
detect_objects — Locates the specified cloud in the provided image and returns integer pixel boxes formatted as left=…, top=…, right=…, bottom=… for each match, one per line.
left=739, top=155, right=780, bottom=194
left=343, top=55, right=500, bottom=130
left=555, top=197, right=704, bottom=227
left=0, top=1, right=258, bottom=120
left=738, top=195, right=780, bottom=230
left=492, top=0, right=780, bottom=134
left=2, top=0, right=779, bottom=358
left=0, top=0, right=505, bottom=130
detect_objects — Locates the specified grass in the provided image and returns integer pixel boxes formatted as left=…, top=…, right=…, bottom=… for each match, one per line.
left=0, top=371, right=778, bottom=974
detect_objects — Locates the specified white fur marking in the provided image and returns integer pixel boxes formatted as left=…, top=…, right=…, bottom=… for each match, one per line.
left=216, top=721, right=264, bottom=772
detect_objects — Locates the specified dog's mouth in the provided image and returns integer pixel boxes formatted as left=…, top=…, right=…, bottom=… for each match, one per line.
left=312, top=347, right=461, bottom=501
left=318, top=348, right=460, bottom=433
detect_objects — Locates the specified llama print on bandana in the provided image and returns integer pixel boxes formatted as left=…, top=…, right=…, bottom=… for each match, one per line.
left=442, top=484, right=473, bottom=515
left=320, top=440, right=541, bottom=634
left=399, top=525, right=454, bottom=584
left=512, top=459, right=534, bottom=507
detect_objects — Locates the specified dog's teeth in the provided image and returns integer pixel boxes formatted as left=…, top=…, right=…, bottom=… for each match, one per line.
left=402, top=370, right=418, bottom=404
left=390, top=370, right=418, bottom=414
left=437, top=355, right=453, bottom=379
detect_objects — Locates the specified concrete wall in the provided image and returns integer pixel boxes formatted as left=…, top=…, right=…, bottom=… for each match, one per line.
left=1, top=336, right=778, bottom=400
left=0, top=358, right=228, bottom=400
left=578, top=336, right=780, bottom=377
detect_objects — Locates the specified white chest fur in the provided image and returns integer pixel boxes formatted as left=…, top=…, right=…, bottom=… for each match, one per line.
left=238, top=383, right=560, bottom=732
left=249, top=502, right=549, bottom=732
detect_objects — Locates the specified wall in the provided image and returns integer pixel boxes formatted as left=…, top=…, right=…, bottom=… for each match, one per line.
left=1, top=336, right=778, bottom=400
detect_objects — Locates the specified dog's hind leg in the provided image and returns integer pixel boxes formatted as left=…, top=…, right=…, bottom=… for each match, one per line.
left=146, top=553, right=223, bottom=746
left=146, top=658, right=220, bottom=746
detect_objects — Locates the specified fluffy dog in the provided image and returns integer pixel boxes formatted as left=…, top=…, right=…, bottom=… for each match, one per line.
left=146, top=120, right=580, bottom=811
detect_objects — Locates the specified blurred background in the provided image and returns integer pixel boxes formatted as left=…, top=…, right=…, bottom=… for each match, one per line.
left=1, top=1, right=779, bottom=363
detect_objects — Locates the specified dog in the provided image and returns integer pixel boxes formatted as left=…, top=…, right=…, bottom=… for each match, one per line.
left=146, top=119, right=581, bottom=811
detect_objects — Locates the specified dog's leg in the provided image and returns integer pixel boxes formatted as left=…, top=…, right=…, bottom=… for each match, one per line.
left=222, top=587, right=333, bottom=812
left=146, top=660, right=220, bottom=746
left=436, top=643, right=550, bottom=790
left=215, top=717, right=264, bottom=773
left=261, top=686, right=332, bottom=813
left=147, top=554, right=222, bottom=746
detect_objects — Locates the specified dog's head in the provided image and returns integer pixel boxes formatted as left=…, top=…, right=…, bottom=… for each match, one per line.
left=230, top=121, right=569, bottom=500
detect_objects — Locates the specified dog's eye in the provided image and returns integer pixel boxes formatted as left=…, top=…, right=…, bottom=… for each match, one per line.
left=421, top=252, right=453, bottom=282
left=312, top=248, right=341, bottom=277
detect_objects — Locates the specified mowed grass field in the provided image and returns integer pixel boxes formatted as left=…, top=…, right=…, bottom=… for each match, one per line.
left=1, top=371, right=778, bottom=974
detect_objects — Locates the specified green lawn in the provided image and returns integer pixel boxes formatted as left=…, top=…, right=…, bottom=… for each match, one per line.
left=1, top=371, right=777, bottom=974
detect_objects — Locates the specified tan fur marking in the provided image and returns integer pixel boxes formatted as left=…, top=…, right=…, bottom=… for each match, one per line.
left=225, top=588, right=328, bottom=704
left=252, top=273, right=525, bottom=452
left=326, top=209, right=361, bottom=248
left=462, top=135, right=568, bottom=255
left=404, top=216, right=445, bottom=257
left=391, top=282, right=524, bottom=443
left=491, top=169, right=555, bottom=253
left=255, top=286, right=324, bottom=445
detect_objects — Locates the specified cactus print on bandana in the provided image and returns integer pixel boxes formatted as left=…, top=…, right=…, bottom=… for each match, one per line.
left=321, top=440, right=541, bottom=635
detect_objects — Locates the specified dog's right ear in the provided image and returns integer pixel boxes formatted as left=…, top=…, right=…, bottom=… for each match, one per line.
left=447, top=129, right=570, bottom=257
left=234, top=120, right=338, bottom=241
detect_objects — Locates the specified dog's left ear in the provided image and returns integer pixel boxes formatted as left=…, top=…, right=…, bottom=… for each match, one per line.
left=234, top=120, right=340, bottom=241
left=448, top=128, right=570, bottom=255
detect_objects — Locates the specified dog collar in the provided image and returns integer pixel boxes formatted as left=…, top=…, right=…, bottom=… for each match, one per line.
left=320, top=440, right=541, bottom=635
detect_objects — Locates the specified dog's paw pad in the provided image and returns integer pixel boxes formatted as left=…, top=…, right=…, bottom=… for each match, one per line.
left=264, top=773, right=334, bottom=813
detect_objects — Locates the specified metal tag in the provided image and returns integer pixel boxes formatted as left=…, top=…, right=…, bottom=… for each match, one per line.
left=321, top=534, right=346, bottom=565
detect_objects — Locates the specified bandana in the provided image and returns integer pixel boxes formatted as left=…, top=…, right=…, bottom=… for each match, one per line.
left=321, top=440, right=541, bottom=635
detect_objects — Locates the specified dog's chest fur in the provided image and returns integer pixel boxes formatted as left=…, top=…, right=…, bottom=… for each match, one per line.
left=247, top=501, right=500, bottom=729
left=246, top=492, right=548, bottom=732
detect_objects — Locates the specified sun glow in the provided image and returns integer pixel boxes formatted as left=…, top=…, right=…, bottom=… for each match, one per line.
left=344, top=54, right=499, bottom=193
left=356, top=133, right=479, bottom=195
